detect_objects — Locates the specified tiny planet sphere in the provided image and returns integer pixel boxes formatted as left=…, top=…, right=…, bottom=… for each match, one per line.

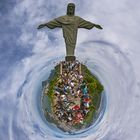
left=42, top=60, right=104, bottom=132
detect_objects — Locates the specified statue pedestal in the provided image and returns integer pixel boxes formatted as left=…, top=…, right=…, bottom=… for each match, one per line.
left=65, top=56, right=76, bottom=61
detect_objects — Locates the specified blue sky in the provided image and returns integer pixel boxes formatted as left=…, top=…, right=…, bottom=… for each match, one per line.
left=0, top=0, right=140, bottom=140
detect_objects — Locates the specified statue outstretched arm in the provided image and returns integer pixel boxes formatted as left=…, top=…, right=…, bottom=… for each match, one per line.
left=78, top=17, right=103, bottom=30
left=37, top=19, right=62, bottom=29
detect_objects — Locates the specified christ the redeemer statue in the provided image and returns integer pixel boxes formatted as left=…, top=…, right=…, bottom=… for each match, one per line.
left=38, top=3, right=103, bottom=61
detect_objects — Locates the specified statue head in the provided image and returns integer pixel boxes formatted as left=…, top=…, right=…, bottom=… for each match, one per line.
left=67, top=3, right=75, bottom=16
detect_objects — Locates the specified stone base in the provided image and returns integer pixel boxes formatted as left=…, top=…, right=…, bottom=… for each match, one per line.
left=65, top=56, right=76, bottom=61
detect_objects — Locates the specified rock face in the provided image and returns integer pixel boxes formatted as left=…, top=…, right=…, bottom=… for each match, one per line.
left=42, top=60, right=103, bottom=132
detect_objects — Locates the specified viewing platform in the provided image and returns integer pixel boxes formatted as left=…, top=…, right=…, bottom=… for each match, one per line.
left=42, top=60, right=103, bottom=132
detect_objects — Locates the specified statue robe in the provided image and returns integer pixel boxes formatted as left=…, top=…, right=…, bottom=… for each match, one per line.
left=45, top=15, right=95, bottom=56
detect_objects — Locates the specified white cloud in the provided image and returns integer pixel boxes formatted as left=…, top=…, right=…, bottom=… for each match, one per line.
left=1, top=0, right=140, bottom=139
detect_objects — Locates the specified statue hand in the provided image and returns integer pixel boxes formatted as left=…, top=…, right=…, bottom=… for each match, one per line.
left=37, top=24, right=46, bottom=29
left=94, top=24, right=103, bottom=29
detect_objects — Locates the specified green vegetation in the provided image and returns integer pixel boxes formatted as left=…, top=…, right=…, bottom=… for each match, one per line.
left=83, top=109, right=95, bottom=126
left=81, top=64, right=104, bottom=126
left=47, top=64, right=60, bottom=103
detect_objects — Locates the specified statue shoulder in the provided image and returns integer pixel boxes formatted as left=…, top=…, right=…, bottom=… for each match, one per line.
left=73, top=16, right=83, bottom=23
left=74, top=15, right=80, bottom=18
left=56, top=15, right=67, bottom=19
left=74, top=16, right=81, bottom=19
left=74, top=16, right=83, bottom=22
left=55, top=15, right=67, bottom=22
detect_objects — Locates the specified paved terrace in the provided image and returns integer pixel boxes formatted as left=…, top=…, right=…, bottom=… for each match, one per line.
left=52, top=60, right=91, bottom=129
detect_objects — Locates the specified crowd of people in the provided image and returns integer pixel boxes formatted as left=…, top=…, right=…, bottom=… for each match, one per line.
left=53, top=60, right=91, bottom=126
